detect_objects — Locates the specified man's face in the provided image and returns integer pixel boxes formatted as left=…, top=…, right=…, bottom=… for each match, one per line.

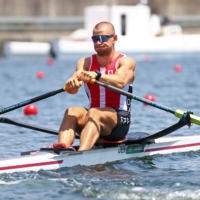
left=92, top=26, right=116, bottom=56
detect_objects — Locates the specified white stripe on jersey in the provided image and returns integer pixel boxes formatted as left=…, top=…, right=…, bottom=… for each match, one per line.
left=99, top=67, right=106, bottom=107
left=120, top=84, right=129, bottom=110
left=84, top=84, right=91, bottom=108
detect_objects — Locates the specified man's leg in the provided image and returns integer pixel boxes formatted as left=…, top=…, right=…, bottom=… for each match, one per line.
left=58, top=107, right=87, bottom=146
left=78, top=107, right=117, bottom=151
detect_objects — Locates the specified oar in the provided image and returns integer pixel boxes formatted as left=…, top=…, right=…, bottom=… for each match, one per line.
left=0, top=87, right=69, bottom=115
left=0, top=117, right=80, bottom=139
left=90, top=79, right=200, bottom=126
left=0, top=117, right=58, bottom=135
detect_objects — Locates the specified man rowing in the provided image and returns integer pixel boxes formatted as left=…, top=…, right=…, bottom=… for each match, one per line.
left=54, top=21, right=136, bottom=151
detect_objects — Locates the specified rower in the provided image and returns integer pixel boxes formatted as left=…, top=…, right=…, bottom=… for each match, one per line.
left=53, top=21, right=136, bottom=151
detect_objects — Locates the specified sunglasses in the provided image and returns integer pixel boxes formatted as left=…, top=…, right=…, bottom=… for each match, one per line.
left=91, top=35, right=114, bottom=43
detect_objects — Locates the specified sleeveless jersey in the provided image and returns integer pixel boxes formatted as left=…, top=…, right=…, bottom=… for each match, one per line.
left=84, top=54, right=132, bottom=112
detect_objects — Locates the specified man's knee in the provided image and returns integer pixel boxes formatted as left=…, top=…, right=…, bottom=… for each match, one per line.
left=64, top=107, right=76, bottom=116
left=86, top=108, right=100, bottom=121
left=64, top=107, right=87, bottom=124
left=64, top=107, right=85, bottom=116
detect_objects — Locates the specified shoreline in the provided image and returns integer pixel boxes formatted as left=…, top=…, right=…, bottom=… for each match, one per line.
left=0, top=28, right=200, bottom=43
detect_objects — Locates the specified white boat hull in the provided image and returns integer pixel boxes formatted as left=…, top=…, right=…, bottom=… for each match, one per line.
left=1, top=135, right=200, bottom=174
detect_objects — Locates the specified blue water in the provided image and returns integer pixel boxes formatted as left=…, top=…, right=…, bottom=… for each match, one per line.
left=0, top=53, right=200, bottom=199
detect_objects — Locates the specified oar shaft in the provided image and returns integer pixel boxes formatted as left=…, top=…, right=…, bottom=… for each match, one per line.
left=0, top=88, right=64, bottom=115
left=90, top=79, right=200, bottom=126
left=94, top=80, right=176, bottom=115
left=0, top=117, right=58, bottom=135
left=0, top=117, right=81, bottom=139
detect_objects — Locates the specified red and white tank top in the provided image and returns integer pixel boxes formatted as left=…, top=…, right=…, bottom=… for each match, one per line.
left=84, top=54, right=132, bottom=112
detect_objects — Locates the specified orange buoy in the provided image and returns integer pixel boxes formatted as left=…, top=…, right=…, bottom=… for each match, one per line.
left=24, top=104, right=38, bottom=115
left=174, top=64, right=182, bottom=72
left=46, top=58, right=54, bottom=66
left=37, top=71, right=45, bottom=79
left=143, top=94, right=156, bottom=106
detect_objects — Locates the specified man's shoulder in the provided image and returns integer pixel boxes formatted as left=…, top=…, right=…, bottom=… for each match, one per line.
left=119, top=55, right=136, bottom=64
left=77, top=56, right=91, bottom=70
left=77, top=56, right=91, bottom=63
left=117, top=55, right=136, bottom=71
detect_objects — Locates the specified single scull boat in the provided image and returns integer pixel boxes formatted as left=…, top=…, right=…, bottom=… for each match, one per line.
left=0, top=118, right=199, bottom=174
left=0, top=134, right=200, bottom=174
left=0, top=80, right=200, bottom=174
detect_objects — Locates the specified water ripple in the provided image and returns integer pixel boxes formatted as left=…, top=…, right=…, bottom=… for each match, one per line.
left=0, top=53, right=200, bottom=199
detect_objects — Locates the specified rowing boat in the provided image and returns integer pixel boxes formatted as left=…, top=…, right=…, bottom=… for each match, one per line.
left=1, top=133, right=200, bottom=174
left=0, top=79, right=200, bottom=174
left=0, top=118, right=198, bottom=174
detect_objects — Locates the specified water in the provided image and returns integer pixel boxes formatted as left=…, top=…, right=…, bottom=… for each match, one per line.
left=0, top=53, right=200, bottom=199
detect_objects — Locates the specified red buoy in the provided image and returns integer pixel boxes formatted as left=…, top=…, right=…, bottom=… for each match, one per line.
left=143, top=55, right=150, bottom=62
left=46, top=58, right=54, bottom=66
left=143, top=94, right=156, bottom=106
left=37, top=71, right=45, bottom=79
left=24, top=104, right=38, bottom=115
left=174, top=64, right=182, bottom=72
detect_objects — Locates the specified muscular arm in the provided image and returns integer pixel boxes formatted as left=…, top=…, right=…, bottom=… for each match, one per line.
left=99, top=57, right=136, bottom=88
left=65, top=57, right=90, bottom=94
left=72, top=57, right=90, bottom=77
left=76, top=56, right=136, bottom=89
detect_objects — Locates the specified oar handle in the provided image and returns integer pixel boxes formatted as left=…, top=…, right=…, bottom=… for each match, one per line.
left=63, top=86, right=69, bottom=91
left=63, top=81, right=83, bottom=93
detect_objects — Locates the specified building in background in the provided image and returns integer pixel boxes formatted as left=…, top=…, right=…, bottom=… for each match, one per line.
left=0, top=0, right=200, bottom=42
left=1, top=0, right=200, bottom=55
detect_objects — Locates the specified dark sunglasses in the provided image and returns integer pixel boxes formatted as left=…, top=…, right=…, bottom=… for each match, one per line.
left=91, top=35, right=114, bottom=43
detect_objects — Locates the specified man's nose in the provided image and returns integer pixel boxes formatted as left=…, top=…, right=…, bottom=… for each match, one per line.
left=96, top=40, right=102, bottom=44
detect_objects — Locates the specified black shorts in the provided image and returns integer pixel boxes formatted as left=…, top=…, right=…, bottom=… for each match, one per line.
left=101, top=109, right=131, bottom=141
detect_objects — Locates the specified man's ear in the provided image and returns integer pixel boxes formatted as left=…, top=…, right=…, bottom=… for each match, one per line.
left=113, top=35, right=118, bottom=44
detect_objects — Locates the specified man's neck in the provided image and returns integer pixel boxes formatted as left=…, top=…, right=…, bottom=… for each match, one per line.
left=96, top=51, right=119, bottom=67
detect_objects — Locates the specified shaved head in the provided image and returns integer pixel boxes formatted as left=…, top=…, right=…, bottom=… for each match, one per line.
left=93, top=22, right=115, bottom=35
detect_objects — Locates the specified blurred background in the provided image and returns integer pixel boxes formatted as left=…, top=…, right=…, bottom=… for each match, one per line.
left=1, top=2, right=200, bottom=199
left=0, top=0, right=200, bottom=56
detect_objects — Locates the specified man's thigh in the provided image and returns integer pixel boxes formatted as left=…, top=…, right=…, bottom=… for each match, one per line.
left=91, top=107, right=118, bottom=137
